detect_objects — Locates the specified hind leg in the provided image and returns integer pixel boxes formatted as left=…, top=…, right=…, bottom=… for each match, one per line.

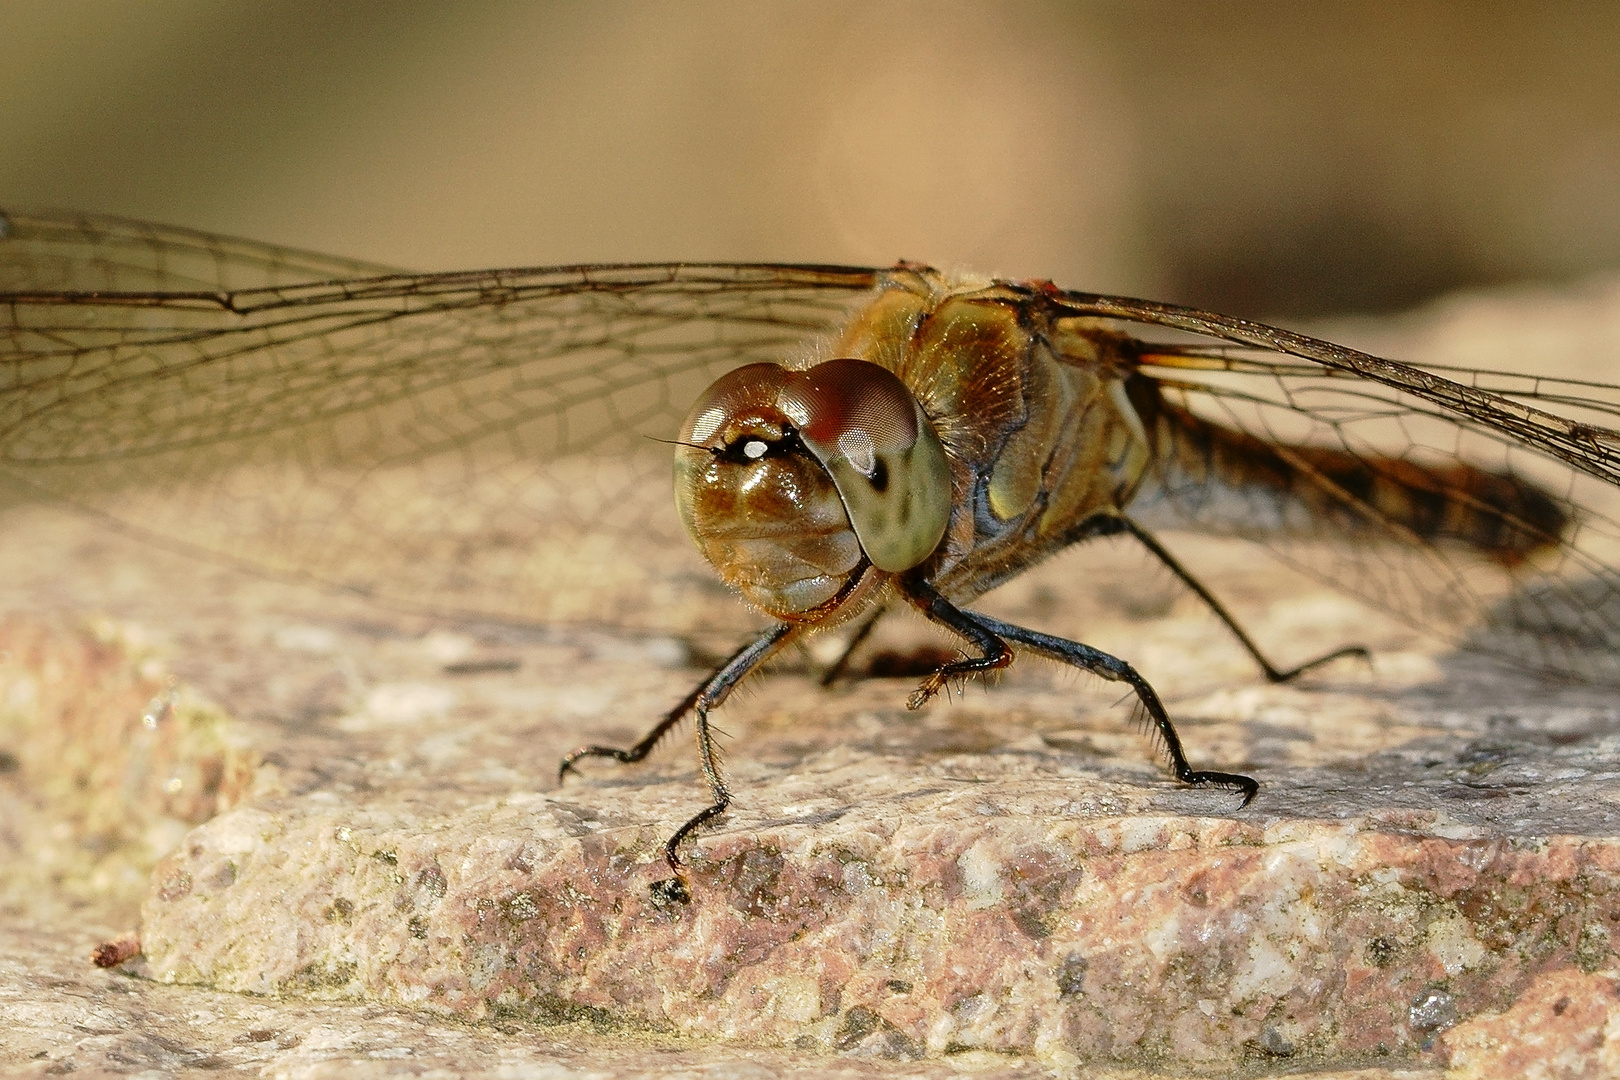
left=1123, top=516, right=1369, bottom=682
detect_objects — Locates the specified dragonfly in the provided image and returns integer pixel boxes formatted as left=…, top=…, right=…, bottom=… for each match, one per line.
left=4, top=209, right=1619, bottom=900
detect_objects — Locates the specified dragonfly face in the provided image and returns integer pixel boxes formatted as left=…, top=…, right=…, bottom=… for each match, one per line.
left=674, top=357, right=950, bottom=622
left=673, top=362, right=869, bottom=622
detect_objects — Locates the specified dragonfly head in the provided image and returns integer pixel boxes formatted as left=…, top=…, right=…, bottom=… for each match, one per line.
left=674, top=358, right=951, bottom=622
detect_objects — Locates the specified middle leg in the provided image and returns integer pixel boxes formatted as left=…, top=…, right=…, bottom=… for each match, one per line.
left=972, top=608, right=1258, bottom=804
left=1122, top=516, right=1369, bottom=683
left=896, top=569, right=1256, bottom=805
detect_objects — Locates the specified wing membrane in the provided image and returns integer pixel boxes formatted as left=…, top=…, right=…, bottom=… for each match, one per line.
left=2, top=211, right=1618, bottom=679
left=1053, top=297, right=1620, bottom=683
left=1054, top=290, right=1620, bottom=487
left=0, top=210, right=878, bottom=630
left=0, top=208, right=403, bottom=292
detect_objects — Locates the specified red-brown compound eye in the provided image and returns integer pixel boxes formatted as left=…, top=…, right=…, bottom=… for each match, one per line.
left=673, top=358, right=950, bottom=619
left=778, top=358, right=951, bottom=572
left=674, top=362, right=865, bottom=621
left=680, top=362, right=795, bottom=449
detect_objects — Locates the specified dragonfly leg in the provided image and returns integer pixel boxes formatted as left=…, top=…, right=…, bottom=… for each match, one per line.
left=659, top=705, right=731, bottom=869
left=1121, top=516, right=1369, bottom=682
left=970, top=609, right=1258, bottom=805
left=557, top=683, right=703, bottom=780
left=895, top=573, right=1014, bottom=708
left=558, top=622, right=795, bottom=894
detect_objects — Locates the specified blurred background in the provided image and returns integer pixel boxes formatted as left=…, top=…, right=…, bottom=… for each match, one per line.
left=4, top=0, right=1620, bottom=319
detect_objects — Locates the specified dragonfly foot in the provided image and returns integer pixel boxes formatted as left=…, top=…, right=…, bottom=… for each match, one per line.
left=649, top=876, right=692, bottom=907
left=1182, top=769, right=1259, bottom=807
left=1265, top=645, right=1372, bottom=683
left=906, top=672, right=947, bottom=710
left=556, top=744, right=638, bottom=784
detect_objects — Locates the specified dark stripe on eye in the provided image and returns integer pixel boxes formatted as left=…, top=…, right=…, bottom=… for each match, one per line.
left=868, top=458, right=889, bottom=492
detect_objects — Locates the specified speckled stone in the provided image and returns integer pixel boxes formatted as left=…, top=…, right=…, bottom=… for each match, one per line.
left=1442, top=968, right=1620, bottom=1079
left=0, top=617, right=256, bottom=911
left=6, top=580, right=1615, bottom=1074
left=134, top=777, right=1620, bottom=1069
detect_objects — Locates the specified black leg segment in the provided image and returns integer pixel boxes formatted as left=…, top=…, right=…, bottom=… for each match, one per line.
left=1121, top=516, right=1369, bottom=683
left=557, top=621, right=797, bottom=880
left=970, top=609, right=1258, bottom=805
left=895, top=573, right=1013, bottom=708
left=816, top=604, right=886, bottom=686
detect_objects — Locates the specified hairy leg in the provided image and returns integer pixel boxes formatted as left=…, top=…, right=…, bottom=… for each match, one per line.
left=898, top=570, right=1256, bottom=804
left=557, top=621, right=797, bottom=895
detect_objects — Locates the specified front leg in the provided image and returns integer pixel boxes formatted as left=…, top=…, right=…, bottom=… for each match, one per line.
left=895, top=573, right=1013, bottom=708
left=557, top=621, right=797, bottom=893
left=815, top=604, right=886, bottom=686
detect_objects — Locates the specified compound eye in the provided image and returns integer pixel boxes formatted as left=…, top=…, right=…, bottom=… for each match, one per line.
left=778, top=358, right=951, bottom=572
left=675, top=358, right=951, bottom=574
left=679, top=362, right=795, bottom=450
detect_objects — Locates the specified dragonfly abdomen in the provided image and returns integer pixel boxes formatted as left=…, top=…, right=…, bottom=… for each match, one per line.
left=1131, top=388, right=1568, bottom=564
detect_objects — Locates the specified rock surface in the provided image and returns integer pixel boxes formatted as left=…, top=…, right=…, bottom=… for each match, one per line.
left=5, top=276, right=1620, bottom=1076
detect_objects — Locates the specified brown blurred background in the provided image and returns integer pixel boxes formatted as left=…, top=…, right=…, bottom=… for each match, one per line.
left=4, top=0, right=1619, bottom=318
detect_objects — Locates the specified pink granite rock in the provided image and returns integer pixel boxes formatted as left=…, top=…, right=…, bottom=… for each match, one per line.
left=1443, top=968, right=1620, bottom=1079
left=135, top=777, right=1620, bottom=1069
left=5, top=473, right=1620, bottom=1073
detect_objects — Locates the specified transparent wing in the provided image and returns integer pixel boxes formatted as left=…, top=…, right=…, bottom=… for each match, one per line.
left=0, top=209, right=879, bottom=631
left=1050, top=288, right=1620, bottom=683
left=0, top=208, right=405, bottom=292
left=7, top=212, right=1619, bottom=679
left=1053, top=288, right=1620, bottom=485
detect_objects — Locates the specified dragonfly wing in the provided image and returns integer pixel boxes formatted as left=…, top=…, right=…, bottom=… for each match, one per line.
left=0, top=208, right=405, bottom=292
left=0, top=211, right=880, bottom=631
left=1049, top=288, right=1620, bottom=682
left=1053, top=288, right=1620, bottom=488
